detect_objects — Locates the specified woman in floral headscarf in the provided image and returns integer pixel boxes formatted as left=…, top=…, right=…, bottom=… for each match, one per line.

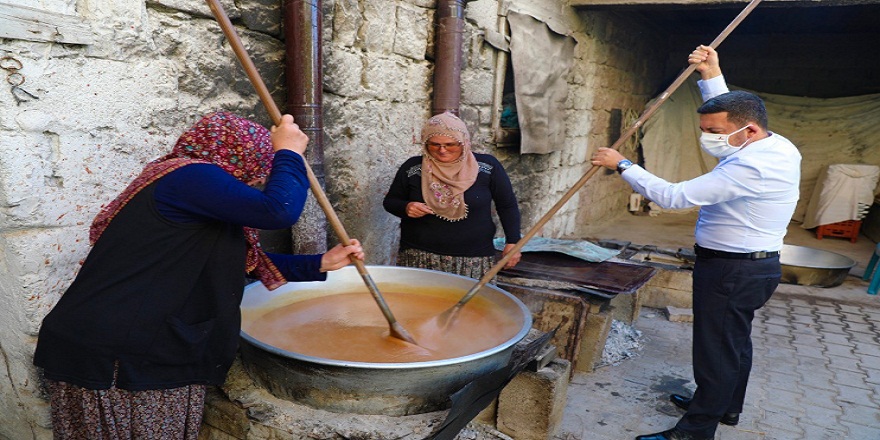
left=34, top=112, right=363, bottom=439
left=383, top=112, right=521, bottom=280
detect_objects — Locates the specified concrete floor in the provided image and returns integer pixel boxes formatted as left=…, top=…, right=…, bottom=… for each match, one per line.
left=552, top=211, right=880, bottom=440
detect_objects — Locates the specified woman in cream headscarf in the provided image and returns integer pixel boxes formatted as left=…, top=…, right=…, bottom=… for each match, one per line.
left=383, top=112, right=522, bottom=280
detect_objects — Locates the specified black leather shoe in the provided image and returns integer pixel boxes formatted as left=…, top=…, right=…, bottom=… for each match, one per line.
left=635, top=427, right=712, bottom=440
left=669, top=394, right=740, bottom=426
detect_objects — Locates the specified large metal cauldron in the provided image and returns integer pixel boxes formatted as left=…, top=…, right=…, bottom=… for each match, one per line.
left=239, top=266, right=532, bottom=416
left=780, top=244, right=857, bottom=288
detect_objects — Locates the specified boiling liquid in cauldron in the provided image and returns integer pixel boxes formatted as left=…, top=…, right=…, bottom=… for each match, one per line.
left=242, top=289, right=521, bottom=363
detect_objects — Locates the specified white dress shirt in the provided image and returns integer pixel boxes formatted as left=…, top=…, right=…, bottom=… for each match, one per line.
left=621, top=75, right=801, bottom=253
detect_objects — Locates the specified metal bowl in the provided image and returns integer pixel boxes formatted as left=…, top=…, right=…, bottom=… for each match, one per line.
left=238, top=265, right=532, bottom=415
left=780, top=244, right=857, bottom=288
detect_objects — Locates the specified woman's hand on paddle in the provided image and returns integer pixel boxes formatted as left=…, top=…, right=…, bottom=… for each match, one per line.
left=406, top=202, right=434, bottom=218
left=320, top=239, right=365, bottom=272
left=502, top=243, right=521, bottom=268
left=270, top=114, right=309, bottom=155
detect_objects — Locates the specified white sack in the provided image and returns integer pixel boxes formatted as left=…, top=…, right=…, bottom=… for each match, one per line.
left=801, top=164, right=880, bottom=229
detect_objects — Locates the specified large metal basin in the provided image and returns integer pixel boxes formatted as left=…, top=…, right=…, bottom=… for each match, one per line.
left=780, top=244, right=857, bottom=288
left=239, top=266, right=532, bottom=416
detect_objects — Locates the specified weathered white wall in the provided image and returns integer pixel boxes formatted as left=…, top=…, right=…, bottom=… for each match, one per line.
left=477, top=5, right=667, bottom=241
left=0, top=0, right=663, bottom=436
left=320, top=0, right=436, bottom=261
left=0, top=0, right=286, bottom=436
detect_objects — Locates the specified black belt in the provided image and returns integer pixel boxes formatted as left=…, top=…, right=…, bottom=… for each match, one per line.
left=694, top=244, right=779, bottom=260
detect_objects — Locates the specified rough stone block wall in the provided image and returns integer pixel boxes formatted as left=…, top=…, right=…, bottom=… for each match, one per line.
left=0, top=0, right=286, bottom=436
left=569, top=10, right=669, bottom=239
left=321, top=0, right=436, bottom=262
left=494, top=9, right=669, bottom=243
left=323, top=2, right=671, bottom=259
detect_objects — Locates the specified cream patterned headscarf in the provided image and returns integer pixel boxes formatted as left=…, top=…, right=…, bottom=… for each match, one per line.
left=420, top=112, right=479, bottom=221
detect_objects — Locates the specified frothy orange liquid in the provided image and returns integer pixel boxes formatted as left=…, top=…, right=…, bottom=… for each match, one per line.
left=242, top=289, right=522, bottom=363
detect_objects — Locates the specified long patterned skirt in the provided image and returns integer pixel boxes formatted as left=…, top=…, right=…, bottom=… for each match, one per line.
left=396, top=247, right=496, bottom=282
left=46, top=379, right=206, bottom=440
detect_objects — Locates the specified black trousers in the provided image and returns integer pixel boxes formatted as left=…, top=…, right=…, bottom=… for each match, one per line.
left=676, top=255, right=781, bottom=438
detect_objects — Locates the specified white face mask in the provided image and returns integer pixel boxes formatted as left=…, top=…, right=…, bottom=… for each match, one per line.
left=700, top=124, right=752, bottom=158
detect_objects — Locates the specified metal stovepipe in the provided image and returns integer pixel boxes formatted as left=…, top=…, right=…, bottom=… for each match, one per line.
left=432, top=0, right=465, bottom=116
left=285, top=0, right=328, bottom=254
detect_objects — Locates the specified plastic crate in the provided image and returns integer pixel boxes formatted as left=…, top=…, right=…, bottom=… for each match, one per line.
left=816, top=220, right=862, bottom=243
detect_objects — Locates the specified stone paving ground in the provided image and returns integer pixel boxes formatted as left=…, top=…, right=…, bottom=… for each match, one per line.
left=553, top=274, right=880, bottom=440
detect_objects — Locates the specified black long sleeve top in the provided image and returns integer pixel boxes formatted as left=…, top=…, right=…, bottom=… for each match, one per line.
left=383, top=153, right=521, bottom=257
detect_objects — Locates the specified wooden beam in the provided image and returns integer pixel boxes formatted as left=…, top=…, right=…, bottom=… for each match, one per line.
left=0, top=1, right=95, bottom=44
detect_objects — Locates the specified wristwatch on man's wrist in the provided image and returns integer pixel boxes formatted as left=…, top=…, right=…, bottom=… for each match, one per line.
left=616, top=159, right=633, bottom=173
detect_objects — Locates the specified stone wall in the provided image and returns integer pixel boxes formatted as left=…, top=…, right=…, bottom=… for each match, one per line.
left=0, top=0, right=665, bottom=437
left=587, top=11, right=668, bottom=232
left=0, top=0, right=286, bottom=436
left=320, top=0, right=436, bottom=261
left=539, top=9, right=667, bottom=239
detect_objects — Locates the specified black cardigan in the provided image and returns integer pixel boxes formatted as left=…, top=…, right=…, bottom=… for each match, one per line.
left=34, top=183, right=251, bottom=390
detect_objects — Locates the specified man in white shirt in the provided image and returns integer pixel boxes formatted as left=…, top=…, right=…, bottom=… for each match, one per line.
left=592, top=46, right=801, bottom=440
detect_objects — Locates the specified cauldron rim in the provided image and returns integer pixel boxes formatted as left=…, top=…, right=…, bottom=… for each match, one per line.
left=240, top=265, right=533, bottom=369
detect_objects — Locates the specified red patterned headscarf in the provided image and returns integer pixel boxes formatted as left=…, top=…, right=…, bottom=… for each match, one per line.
left=89, top=111, right=286, bottom=290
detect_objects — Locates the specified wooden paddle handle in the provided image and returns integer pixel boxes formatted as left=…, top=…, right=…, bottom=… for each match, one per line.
left=204, top=0, right=404, bottom=324
left=456, top=0, right=764, bottom=305
left=205, top=0, right=356, bottom=252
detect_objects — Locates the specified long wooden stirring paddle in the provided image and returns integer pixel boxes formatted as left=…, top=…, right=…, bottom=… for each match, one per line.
left=436, top=0, right=764, bottom=326
left=205, top=0, right=418, bottom=345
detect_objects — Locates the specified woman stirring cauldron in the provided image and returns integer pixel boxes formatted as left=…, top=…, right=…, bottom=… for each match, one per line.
left=383, top=112, right=522, bottom=280
left=33, top=111, right=364, bottom=438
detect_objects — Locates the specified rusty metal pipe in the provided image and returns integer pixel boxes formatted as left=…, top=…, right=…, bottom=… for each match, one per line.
left=432, top=0, right=465, bottom=116
left=285, top=0, right=328, bottom=254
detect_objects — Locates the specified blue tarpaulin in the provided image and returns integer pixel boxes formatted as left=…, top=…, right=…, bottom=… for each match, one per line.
left=493, top=237, right=619, bottom=263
